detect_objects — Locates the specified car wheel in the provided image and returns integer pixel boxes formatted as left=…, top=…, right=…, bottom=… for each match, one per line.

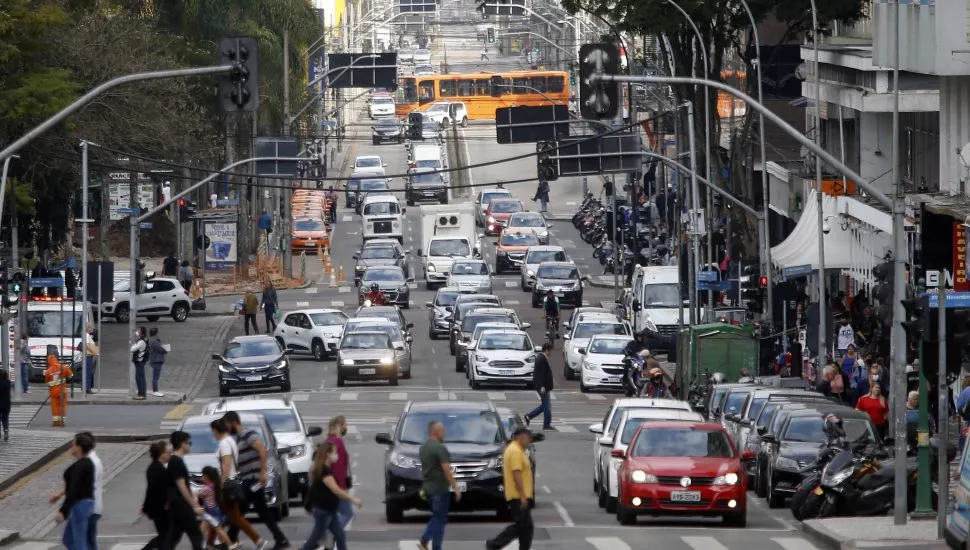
left=605, top=493, right=617, bottom=514
left=276, top=337, right=287, bottom=351
left=389, top=374, right=399, bottom=386
left=724, top=509, right=747, bottom=527
left=767, top=475, right=784, bottom=508
left=531, top=295, right=540, bottom=307
left=597, top=479, right=607, bottom=509
left=455, top=359, right=464, bottom=372
left=115, top=304, right=130, bottom=323
left=407, top=199, right=415, bottom=206
left=386, top=501, right=404, bottom=523
left=402, top=301, right=410, bottom=310
left=145, top=315, right=159, bottom=322
left=372, top=139, right=379, bottom=145
left=494, top=263, right=502, bottom=275
left=403, top=370, right=411, bottom=380
left=461, top=116, right=469, bottom=127
left=616, top=489, right=636, bottom=525
left=441, top=195, right=449, bottom=204
left=312, top=340, right=326, bottom=361
left=755, top=464, right=767, bottom=498
left=425, top=281, right=435, bottom=291
left=449, top=339, right=456, bottom=356
left=336, top=373, right=345, bottom=387
left=520, top=278, right=527, bottom=291
left=564, top=365, right=574, bottom=381
left=580, top=379, right=589, bottom=393
left=471, top=377, right=481, bottom=390
left=593, top=476, right=599, bottom=494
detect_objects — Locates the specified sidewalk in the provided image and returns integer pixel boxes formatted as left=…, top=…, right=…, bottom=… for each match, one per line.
left=0, top=429, right=74, bottom=493
left=803, top=517, right=949, bottom=549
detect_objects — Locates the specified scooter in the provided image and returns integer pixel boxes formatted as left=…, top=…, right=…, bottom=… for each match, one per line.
left=789, top=437, right=855, bottom=520
left=621, top=355, right=645, bottom=397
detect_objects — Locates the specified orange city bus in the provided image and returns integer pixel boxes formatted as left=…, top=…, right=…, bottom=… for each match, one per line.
left=394, top=70, right=570, bottom=120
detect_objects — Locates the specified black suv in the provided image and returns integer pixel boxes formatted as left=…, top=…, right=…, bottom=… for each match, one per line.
left=406, top=167, right=447, bottom=206
left=376, top=401, right=542, bottom=522
left=213, top=336, right=292, bottom=396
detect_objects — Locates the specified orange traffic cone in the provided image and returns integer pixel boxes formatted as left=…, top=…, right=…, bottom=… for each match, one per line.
left=329, top=266, right=337, bottom=288
left=337, top=266, right=345, bottom=283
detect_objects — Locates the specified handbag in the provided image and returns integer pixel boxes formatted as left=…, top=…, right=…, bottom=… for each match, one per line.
left=221, top=443, right=247, bottom=503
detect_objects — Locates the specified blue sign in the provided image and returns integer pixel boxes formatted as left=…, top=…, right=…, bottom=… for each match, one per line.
left=922, top=292, right=970, bottom=309
left=698, top=280, right=732, bottom=292
left=116, top=207, right=138, bottom=215
left=697, top=271, right=719, bottom=282
left=783, top=264, right=814, bottom=278
left=139, top=222, right=153, bottom=230
left=29, top=277, right=64, bottom=288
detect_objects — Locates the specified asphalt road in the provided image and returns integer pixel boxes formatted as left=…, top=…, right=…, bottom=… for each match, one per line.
left=3, top=36, right=826, bottom=550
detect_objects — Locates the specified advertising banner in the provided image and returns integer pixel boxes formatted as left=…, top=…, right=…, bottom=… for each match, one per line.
left=204, top=222, right=237, bottom=270
left=953, top=221, right=968, bottom=291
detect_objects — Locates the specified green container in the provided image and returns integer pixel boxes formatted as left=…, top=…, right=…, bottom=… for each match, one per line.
left=675, top=323, right=760, bottom=394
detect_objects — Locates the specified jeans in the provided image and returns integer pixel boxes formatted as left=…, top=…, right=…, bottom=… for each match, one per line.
left=20, top=362, right=29, bottom=392
left=301, top=507, right=346, bottom=550
left=87, top=513, right=101, bottom=550
left=264, top=306, right=277, bottom=332
left=84, top=356, right=96, bottom=392
left=227, top=479, right=286, bottom=543
left=62, top=498, right=94, bottom=550
left=244, top=314, right=258, bottom=335
left=134, top=360, right=147, bottom=397
left=487, top=500, right=534, bottom=550
left=526, top=391, right=552, bottom=428
left=150, top=363, right=164, bottom=393
left=539, top=197, right=548, bottom=211
left=420, top=493, right=451, bottom=550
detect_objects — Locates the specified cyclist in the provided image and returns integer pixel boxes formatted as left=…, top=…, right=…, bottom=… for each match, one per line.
left=363, top=283, right=388, bottom=306
left=542, top=290, right=560, bottom=339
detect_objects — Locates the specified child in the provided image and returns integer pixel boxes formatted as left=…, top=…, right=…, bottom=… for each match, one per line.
left=198, top=466, right=237, bottom=550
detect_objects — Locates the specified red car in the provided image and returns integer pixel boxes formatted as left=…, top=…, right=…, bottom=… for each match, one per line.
left=483, top=199, right=525, bottom=236
left=612, top=421, right=751, bottom=527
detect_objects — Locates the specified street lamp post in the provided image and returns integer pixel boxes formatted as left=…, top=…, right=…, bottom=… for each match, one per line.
left=808, top=0, right=828, bottom=372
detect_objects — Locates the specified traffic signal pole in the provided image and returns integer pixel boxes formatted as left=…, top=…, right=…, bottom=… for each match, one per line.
left=937, top=283, right=948, bottom=536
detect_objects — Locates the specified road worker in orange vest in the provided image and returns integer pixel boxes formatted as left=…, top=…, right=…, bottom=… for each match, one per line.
left=45, top=345, right=73, bottom=427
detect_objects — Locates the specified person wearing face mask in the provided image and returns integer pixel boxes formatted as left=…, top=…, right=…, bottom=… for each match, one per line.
left=643, top=367, right=669, bottom=398
left=301, top=441, right=362, bottom=550
left=322, top=416, right=352, bottom=550
left=130, top=327, right=149, bottom=400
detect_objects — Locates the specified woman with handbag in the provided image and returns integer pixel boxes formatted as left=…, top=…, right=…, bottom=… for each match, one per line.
left=301, top=441, right=362, bottom=550
left=211, top=419, right=264, bottom=548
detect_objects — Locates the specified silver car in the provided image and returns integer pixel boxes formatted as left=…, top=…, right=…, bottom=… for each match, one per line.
left=447, top=259, right=492, bottom=294
left=519, top=245, right=568, bottom=291
left=343, top=318, right=412, bottom=378
left=426, top=286, right=460, bottom=339
left=336, top=331, right=400, bottom=387
left=507, top=212, right=550, bottom=244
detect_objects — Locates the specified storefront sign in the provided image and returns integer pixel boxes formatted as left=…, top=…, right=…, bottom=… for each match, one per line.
left=954, top=222, right=968, bottom=291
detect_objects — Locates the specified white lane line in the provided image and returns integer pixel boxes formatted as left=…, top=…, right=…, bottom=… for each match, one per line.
left=338, top=286, right=352, bottom=294
left=331, top=300, right=345, bottom=307
left=296, top=301, right=310, bottom=307
left=438, top=376, right=443, bottom=390
left=306, top=287, right=319, bottom=294
left=585, top=538, right=631, bottom=550
left=771, top=538, right=821, bottom=550
left=586, top=394, right=606, bottom=400
left=504, top=280, right=517, bottom=287
left=505, top=300, right=520, bottom=306
left=682, top=537, right=729, bottom=550
left=487, top=392, right=506, bottom=400
left=342, top=215, right=353, bottom=222
left=431, top=347, right=437, bottom=355
left=541, top=485, right=552, bottom=495
left=318, top=379, right=327, bottom=390
left=340, top=392, right=359, bottom=401
left=566, top=201, right=577, bottom=206
left=559, top=239, right=576, bottom=248
left=389, top=392, right=408, bottom=400
left=438, top=392, right=450, bottom=400
left=398, top=542, right=412, bottom=550
left=555, top=425, right=578, bottom=433
left=408, top=283, right=417, bottom=289
left=289, top=393, right=310, bottom=402
left=549, top=392, right=557, bottom=400
left=553, top=501, right=575, bottom=527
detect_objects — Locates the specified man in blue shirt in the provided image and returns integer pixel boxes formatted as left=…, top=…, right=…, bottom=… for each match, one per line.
left=257, top=210, right=272, bottom=235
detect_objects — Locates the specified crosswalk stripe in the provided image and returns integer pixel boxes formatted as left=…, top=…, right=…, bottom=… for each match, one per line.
left=389, top=392, right=408, bottom=400
left=549, top=392, right=557, bottom=400
left=306, top=287, right=319, bottom=294
left=438, top=392, right=450, bottom=400
left=487, top=391, right=506, bottom=400
left=555, top=425, right=578, bottom=433
left=506, top=300, right=520, bottom=305
left=338, top=287, right=352, bottom=294
left=772, top=537, right=820, bottom=550
left=682, top=536, right=729, bottom=550
left=586, top=537, right=632, bottom=550
left=398, top=542, right=411, bottom=550
left=289, top=393, right=310, bottom=402
left=342, top=215, right=353, bottom=222
left=339, top=392, right=358, bottom=400
left=504, top=280, right=517, bottom=287
left=8, top=405, right=41, bottom=428
left=585, top=394, right=606, bottom=400
left=296, top=301, right=310, bottom=307
left=331, top=301, right=346, bottom=307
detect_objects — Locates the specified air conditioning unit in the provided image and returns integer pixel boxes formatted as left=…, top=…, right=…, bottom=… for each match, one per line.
left=436, top=214, right=460, bottom=227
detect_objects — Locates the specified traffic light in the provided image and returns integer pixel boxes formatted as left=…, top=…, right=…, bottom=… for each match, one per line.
left=578, top=43, right=620, bottom=120
left=408, top=112, right=423, bottom=140
left=486, top=28, right=495, bottom=44
left=178, top=198, right=197, bottom=221
left=11, top=272, right=23, bottom=295
left=871, top=260, right=894, bottom=327
left=759, top=275, right=768, bottom=287
left=536, top=141, right=558, bottom=182
left=490, top=75, right=503, bottom=97
left=900, top=295, right=929, bottom=343
left=219, top=37, right=259, bottom=112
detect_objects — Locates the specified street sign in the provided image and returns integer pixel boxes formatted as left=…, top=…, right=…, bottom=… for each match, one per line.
left=697, top=271, right=719, bottom=282
left=139, top=222, right=153, bottom=230
left=698, top=280, right=732, bottom=292
left=29, top=277, right=64, bottom=288
left=481, top=0, right=526, bottom=16
left=782, top=264, right=814, bottom=278
left=327, top=53, right=398, bottom=89
left=495, top=105, right=570, bottom=144
left=116, top=207, right=138, bottom=215
left=922, top=292, right=970, bottom=309
left=255, top=137, right=299, bottom=176
left=552, top=133, right=642, bottom=176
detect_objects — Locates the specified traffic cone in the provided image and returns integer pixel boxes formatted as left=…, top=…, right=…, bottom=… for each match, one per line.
left=337, top=266, right=345, bottom=283
left=329, top=266, right=337, bottom=288
left=322, top=246, right=331, bottom=268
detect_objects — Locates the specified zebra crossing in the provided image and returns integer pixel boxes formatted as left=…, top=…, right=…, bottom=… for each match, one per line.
left=6, top=405, right=42, bottom=429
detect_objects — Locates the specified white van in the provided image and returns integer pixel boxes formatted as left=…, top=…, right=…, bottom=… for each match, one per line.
left=628, top=265, right=681, bottom=353
left=361, top=194, right=405, bottom=242
left=408, top=143, right=448, bottom=182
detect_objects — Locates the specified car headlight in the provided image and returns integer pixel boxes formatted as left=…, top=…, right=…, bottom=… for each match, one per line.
left=427, top=264, right=436, bottom=272
left=712, top=472, right=740, bottom=486
left=287, top=445, right=308, bottom=459
left=434, top=310, right=446, bottom=319
left=631, top=470, right=658, bottom=483
left=218, top=364, right=232, bottom=373
left=363, top=299, right=373, bottom=307
left=525, top=354, right=536, bottom=363
left=380, top=356, right=395, bottom=365
left=270, top=359, right=286, bottom=371
left=583, top=361, right=595, bottom=371
left=487, top=455, right=504, bottom=469
left=527, top=270, right=535, bottom=277
left=535, top=283, right=544, bottom=291
left=475, top=354, right=488, bottom=362
left=390, top=451, right=421, bottom=469
left=342, top=359, right=355, bottom=366
left=774, top=457, right=799, bottom=470
left=823, top=467, right=853, bottom=486
left=355, top=265, right=364, bottom=272
left=398, top=285, right=408, bottom=292
left=645, top=319, right=658, bottom=332
left=488, top=216, right=496, bottom=223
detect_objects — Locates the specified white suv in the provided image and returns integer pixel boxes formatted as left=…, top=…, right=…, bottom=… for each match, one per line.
left=369, top=94, right=396, bottom=119
left=100, top=277, right=192, bottom=323
left=274, top=309, right=349, bottom=360
left=424, top=101, right=469, bottom=127
left=202, top=396, right=324, bottom=500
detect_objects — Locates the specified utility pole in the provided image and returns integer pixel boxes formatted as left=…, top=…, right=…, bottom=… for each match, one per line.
left=686, top=101, right=700, bottom=325
left=282, top=29, right=293, bottom=277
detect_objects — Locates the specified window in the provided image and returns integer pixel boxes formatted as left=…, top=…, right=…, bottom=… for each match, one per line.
left=26, top=312, right=84, bottom=338
left=397, top=78, right=417, bottom=102
left=512, top=77, right=529, bottom=93
left=722, top=391, right=750, bottom=417
left=494, top=77, right=511, bottom=95
left=451, top=261, right=488, bottom=275
left=362, top=268, right=405, bottom=283
left=500, top=233, right=539, bottom=247
left=224, top=340, right=282, bottom=359
left=435, top=290, right=460, bottom=307
left=476, top=79, right=491, bottom=96
left=547, top=76, right=565, bottom=93
left=363, top=202, right=401, bottom=215
left=589, top=338, right=630, bottom=354
left=536, top=265, right=579, bottom=280
left=341, top=333, right=392, bottom=349
left=573, top=323, right=626, bottom=339
left=439, top=79, right=457, bottom=97
left=479, top=333, right=531, bottom=351
left=530, top=77, right=547, bottom=93
left=526, top=250, right=567, bottom=263
left=149, top=280, right=175, bottom=292
left=259, top=409, right=301, bottom=432
left=298, top=315, right=312, bottom=329
left=418, top=80, right=435, bottom=104
left=398, top=411, right=502, bottom=445
left=360, top=247, right=397, bottom=260
left=294, top=220, right=324, bottom=231
left=309, top=312, right=348, bottom=326
left=458, top=79, right=475, bottom=96
left=284, top=314, right=301, bottom=327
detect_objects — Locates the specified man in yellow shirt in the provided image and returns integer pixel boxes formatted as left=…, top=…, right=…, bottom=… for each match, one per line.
left=486, top=427, right=534, bottom=550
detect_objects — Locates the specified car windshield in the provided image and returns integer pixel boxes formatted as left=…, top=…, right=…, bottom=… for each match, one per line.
left=310, top=312, right=348, bottom=326
left=757, top=402, right=783, bottom=429
left=260, top=409, right=301, bottom=432
left=479, top=333, right=531, bottom=351
left=414, top=159, right=441, bottom=169
left=224, top=340, right=280, bottom=359
left=632, top=428, right=734, bottom=458
left=356, top=157, right=381, bottom=168
left=481, top=192, right=510, bottom=206
left=348, top=323, right=403, bottom=342
left=574, top=322, right=626, bottom=339
left=294, top=220, right=324, bottom=231
left=398, top=411, right=502, bottom=445
left=456, top=301, right=491, bottom=318
left=372, top=97, right=394, bottom=105
left=341, top=333, right=392, bottom=349
left=362, top=268, right=405, bottom=283
left=363, top=202, right=400, bottom=215
left=452, top=262, right=488, bottom=275
left=589, top=338, right=630, bottom=354
left=360, top=247, right=397, bottom=260
left=427, top=103, right=448, bottom=112
left=26, top=311, right=85, bottom=338
left=501, top=233, right=539, bottom=246
left=347, top=179, right=361, bottom=190
left=511, top=215, right=544, bottom=227
left=428, top=239, right=470, bottom=257
left=411, top=172, right=441, bottom=185
left=640, top=283, right=680, bottom=308
left=537, top=266, right=578, bottom=279
left=490, top=201, right=522, bottom=213
left=463, top=314, right=513, bottom=332
left=435, top=291, right=460, bottom=306
left=770, top=411, right=791, bottom=435
left=784, top=417, right=876, bottom=444
left=184, top=422, right=268, bottom=455
left=620, top=419, right=658, bottom=445
left=361, top=180, right=389, bottom=191
left=722, top=391, right=750, bottom=417
left=527, top=250, right=567, bottom=263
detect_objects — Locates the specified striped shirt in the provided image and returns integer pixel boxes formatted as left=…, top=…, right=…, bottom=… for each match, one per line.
left=235, top=430, right=263, bottom=480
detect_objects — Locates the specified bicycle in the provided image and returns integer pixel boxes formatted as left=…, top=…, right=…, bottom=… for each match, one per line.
left=545, top=315, right=560, bottom=346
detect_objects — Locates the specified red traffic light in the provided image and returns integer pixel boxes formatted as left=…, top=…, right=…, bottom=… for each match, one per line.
left=178, top=198, right=185, bottom=206
left=759, top=276, right=768, bottom=287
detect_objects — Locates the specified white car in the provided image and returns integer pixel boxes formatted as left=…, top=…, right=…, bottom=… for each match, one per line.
left=562, top=313, right=632, bottom=380
left=353, top=155, right=386, bottom=172
left=447, top=259, right=493, bottom=294
left=424, top=101, right=469, bottom=127
left=475, top=188, right=513, bottom=226
left=519, top=245, right=568, bottom=291
left=467, top=329, right=541, bottom=389
left=598, top=408, right=704, bottom=512
left=413, top=64, right=434, bottom=76
left=413, top=49, right=432, bottom=64
left=343, top=317, right=412, bottom=378
left=398, top=48, right=415, bottom=63
left=369, top=95, right=396, bottom=118
left=507, top=212, right=550, bottom=244
left=588, top=398, right=695, bottom=498
left=201, top=396, right=324, bottom=499
left=100, top=277, right=192, bottom=323
left=460, top=322, right=518, bottom=375
left=274, top=309, right=348, bottom=360
left=579, top=334, right=634, bottom=393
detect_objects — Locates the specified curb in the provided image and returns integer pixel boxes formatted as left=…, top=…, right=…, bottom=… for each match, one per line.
left=801, top=519, right=850, bottom=549
left=184, top=315, right=235, bottom=400
left=0, top=531, right=19, bottom=547
left=799, top=519, right=947, bottom=550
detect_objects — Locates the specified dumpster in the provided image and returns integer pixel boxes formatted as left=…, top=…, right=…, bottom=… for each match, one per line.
left=675, top=323, right=760, bottom=396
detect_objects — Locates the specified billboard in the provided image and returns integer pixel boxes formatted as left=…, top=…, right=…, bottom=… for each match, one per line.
left=107, top=171, right=155, bottom=221
left=204, top=222, right=238, bottom=270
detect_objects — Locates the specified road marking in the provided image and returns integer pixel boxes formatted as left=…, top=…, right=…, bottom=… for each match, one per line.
left=582, top=301, right=591, bottom=306
left=408, top=283, right=417, bottom=289
left=553, top=501, right=574, bottom=527
left=306, top=287, right=319, bottom=295
left=348, top=231, right=359, bottom=235
left=340, top=392, right=359, bottom=401
left=504, top=280, right=517, bottom=287
left=331, top=301, right=345, bottom=307
left=585, top=538, right=631, bottom=550
left=505, top=300, right=520, bottom=306
left=566, top=201, right=577, bottom=206
left=338, top=286, right=351, bottom=294
left=162, top=403, right=194, bottom=421
left=585, top=393, right=606, bottom=400
left=318, top=379, right=327, bottom=390
left=772, top=538, right=820, bottom=550
left=438, top=392, right=450, bottom=400
left=289, top=393, right=310, bottom=402
left=389, top=392, right=408, bottom=400
left=431, top=347, right=437, bottom=355
left=549, top=392, right=557, bottom=400
left=342, top=215, right=353, bottom=222
left=554, top=425, right=578, bottom=433
left=682, top=537, right=729, bottom=550
left=541, top=485, right=552, bottom=494
left=559, top=239, right=576, bottom=248
left=296, top=301, right=310, bottom=307
left=487, top=392, right=506, bottom=400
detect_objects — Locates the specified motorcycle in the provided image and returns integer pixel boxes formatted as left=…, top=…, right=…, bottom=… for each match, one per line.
left=789, top=437, right=856, bottom=520
left=687, top=371, right=713, bottom=412
left=621, top=354, right=645, bottom=397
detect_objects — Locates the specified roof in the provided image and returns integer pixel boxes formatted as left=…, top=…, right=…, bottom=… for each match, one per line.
left=362, top=194, right=400, bottom=204
left=229, top=335, right=277, bottom=344
left=204, top=397, right=294, bottom=413
left=789, top=406, right=869, bottom=419
left=527, top=245, right=565, bottom=251
left=467, top=307, right=514, bottom=316
left=537, top=261, right=577, bottom=268
left=613, top=398, right=693, bottom=410
left=346, top=317, right=395, bottom=326
left=407, top=400, right=493, bottom=413
left=289, top=308, right=345, bottom=315
left=589, top=334, right=634, bottom=340
left=576, top=313, right=623, bottom=323
left=623, top=409, right=704, bottom=420
left=182, top=411, right=263, bottom=426
left=478, top=188, right=512, bottom=196
left=436, top=286, right=460, bottom=292
left=634, top=420, right=722, bottom=431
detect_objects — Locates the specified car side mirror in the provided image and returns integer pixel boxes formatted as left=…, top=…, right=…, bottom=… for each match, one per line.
left=211, top=354, right=223, bottom=361
left=589, top=423, right=604, bottom=434
left=534, top=346, right=543, bottom=352
left=532, top=433, right=545, bottom=443
left=407, top=323, right=414, bottom=329
left=407, top=277, right=415, bottom=283
left=725, top=414, right=739, bottom=422
left=425, top=302, right=434, bottom=308
left=578, top=348, right=586, bottom=355
left=563, top=322, right=571, bottom=329
left=352, top=254, right=359, bottom=260
left=741, top=450, right=756, bottom=461
left=375, top=432, right=393, bottom=445
left=417, top=250, right=424, bottom=256
left=598, top=436, right=613, bottom=446
left=355, top=280, right=360, bottom=287
left=306, top=426, right=323, bottom=437
left=521, top=322, right=531, bottom=329
left=402, top=208, right=407, bottom=213
left=563, top=334, right=571, bottom=340
left=694, top=404, right=708, bottom=415
left=581, top=275, right=590, bottom=282
left=610, top=448, right=626, bottom=459
left=760, top=434, right=776, bottom=444
left=445, top=306, right=453, bottom=312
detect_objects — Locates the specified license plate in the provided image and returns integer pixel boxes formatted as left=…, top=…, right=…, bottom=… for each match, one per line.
left=813, top=487, right=824, bottom=496
left=244, top=375, right=262, bottom=382
left=606, top=377, right=621, bottom=384
left=499, top=370, right=514, bottom=376
left=451, top=482, right=467, bottom=492
left=358, top=368, right=376, bottom=375
left=305, top=240, right=314, bottom=245
left=669, top=491, right=701, bottom=502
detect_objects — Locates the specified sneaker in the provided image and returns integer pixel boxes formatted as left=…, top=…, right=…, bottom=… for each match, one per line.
left=271, top=540, right=290, bottom=550
left=255, top=541, right=269, bottom=550
left=152, top=392, right=164, bottom=397
left=132, top=395, right=146, bottom=401
left=544, top=425, right=557, bottom=431
left=523, top=415, right=531, bottom=427
left=417, top=542, right=429, bottom=550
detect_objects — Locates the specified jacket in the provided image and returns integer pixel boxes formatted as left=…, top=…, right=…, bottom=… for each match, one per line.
left=148, top=337, right=167, bottom=365
left=243, top=294, right=259, bottom=315
left=0, top=377, right=11, bottom=411
left=532, top=353, right=554, bottom=392
left=141, top=460, right=169, bottom=519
